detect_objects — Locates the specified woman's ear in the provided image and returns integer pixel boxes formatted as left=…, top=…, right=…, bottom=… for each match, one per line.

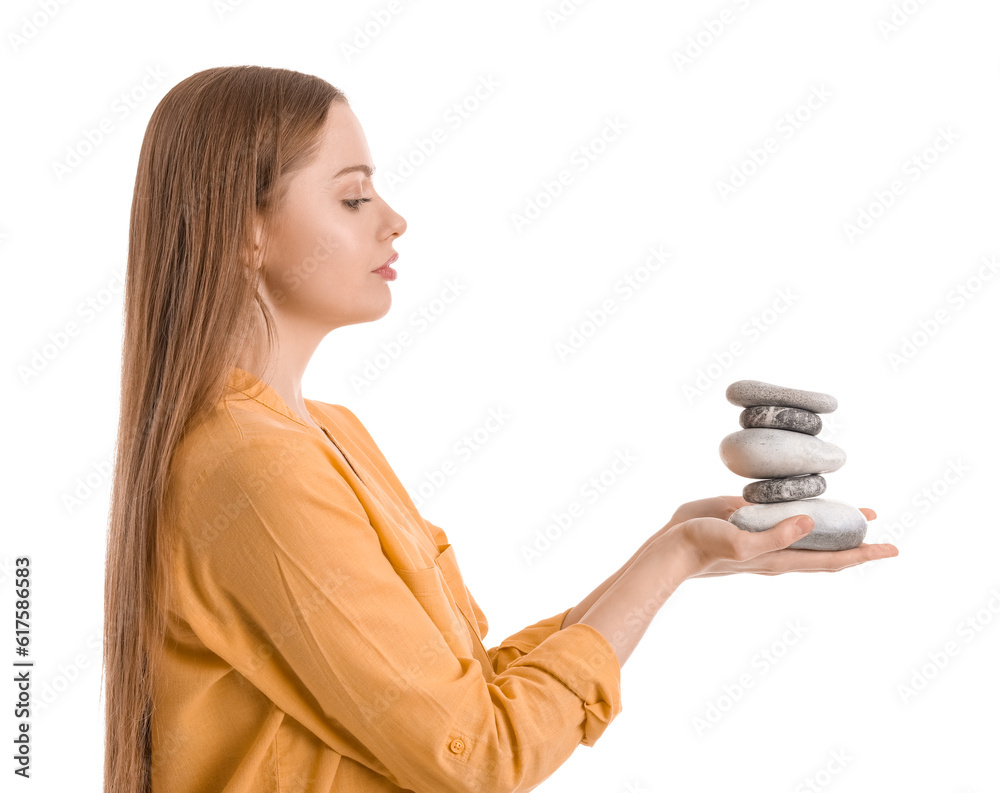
left=249, top=214, right=266, bottom=272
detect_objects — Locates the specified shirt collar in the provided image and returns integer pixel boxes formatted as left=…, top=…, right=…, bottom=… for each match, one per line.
left=225, top=365, right=315, bottom=429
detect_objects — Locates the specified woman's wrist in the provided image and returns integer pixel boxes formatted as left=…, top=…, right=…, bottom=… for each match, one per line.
left=560, top=520, right=701, bottom=632
left=648, top=523, right=704, bottom=581
left=574, top=531, right=693, bottom=666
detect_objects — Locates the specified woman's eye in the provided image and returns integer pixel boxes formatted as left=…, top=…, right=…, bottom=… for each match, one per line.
left=343, top=197, right=373, bottom=210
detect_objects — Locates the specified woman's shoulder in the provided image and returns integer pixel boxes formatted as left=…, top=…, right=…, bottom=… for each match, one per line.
left=305, top=400, right=409, bottom=499
left=309, top=399, right=360, bottom=426
left=170, top=396, right=325, bottom=492
left=307, top=400, right=379, bottom=452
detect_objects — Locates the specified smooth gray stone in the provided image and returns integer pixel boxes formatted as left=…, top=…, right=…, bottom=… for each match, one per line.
left=726, top=379, right=837, bottom=414
left=729, top=498, right=867, bottom=551
left=720, top=428, right=846, bottom=478
left=739, top=405, right=822, bottom=436
left=744, top=474, right=826, bottom=503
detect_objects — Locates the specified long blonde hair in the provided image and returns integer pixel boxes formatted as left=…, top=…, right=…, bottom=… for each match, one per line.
left=102, top=65, right=345, bottom=793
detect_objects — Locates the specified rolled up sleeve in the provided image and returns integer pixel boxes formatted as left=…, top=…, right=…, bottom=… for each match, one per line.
left=173, top=435, right=622, bottom=793
left=483, top=607, right=573, bottom=676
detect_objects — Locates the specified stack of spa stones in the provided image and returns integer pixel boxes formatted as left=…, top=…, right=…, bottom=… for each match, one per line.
left=718, top=379, right=867, bottom=551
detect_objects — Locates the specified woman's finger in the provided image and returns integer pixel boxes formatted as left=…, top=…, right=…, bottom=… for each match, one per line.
left=739, top=513, right=816, bottom=560
left=747, top=542, right=900, bottom=573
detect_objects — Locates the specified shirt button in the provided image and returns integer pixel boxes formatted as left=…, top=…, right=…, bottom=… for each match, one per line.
left=449, top=739, right=465, bottom=754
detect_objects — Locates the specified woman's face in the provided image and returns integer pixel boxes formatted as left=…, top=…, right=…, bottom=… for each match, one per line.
left=255, top=100, right=407, bottom=331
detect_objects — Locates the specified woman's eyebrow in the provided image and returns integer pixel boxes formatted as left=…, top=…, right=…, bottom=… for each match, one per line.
left=332, top=164, right=375, bottom=180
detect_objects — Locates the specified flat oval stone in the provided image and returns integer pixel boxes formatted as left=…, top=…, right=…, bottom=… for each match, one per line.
left=719, top=428, right=846, bottom=478
left=728, top=498, right=867, bottom=551
left=726, top=379, right=837, bottom=414
left=744, top=474, right=826, bottom=503
left=739, top=405, right=822, bottom=436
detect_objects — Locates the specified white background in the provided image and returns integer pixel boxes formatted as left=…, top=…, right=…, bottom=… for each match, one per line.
left=3, top=0, right=999, bottom=790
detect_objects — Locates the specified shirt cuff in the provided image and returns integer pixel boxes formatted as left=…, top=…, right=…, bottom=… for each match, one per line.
left=487, top=607, right=573, bottom=674
left=503, top=620, right=623, bottom=747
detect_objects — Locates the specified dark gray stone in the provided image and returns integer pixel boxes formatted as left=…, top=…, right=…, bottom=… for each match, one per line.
left=743, top=474, right=826, bottom=503
left=726, top=379, right=837, bottom=414
left=739, top=405, right=822, bottom=436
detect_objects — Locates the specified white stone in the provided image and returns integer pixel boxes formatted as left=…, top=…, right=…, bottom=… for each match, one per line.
left=719, top=428, right=846, bottom=479
left=729, top=498, right=867, bottom=551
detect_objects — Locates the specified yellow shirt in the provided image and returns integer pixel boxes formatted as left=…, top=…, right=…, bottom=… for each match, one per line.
left=152, top=366, right=622, bottom=792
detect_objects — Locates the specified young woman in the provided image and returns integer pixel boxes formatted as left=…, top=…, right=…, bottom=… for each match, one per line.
left=102, top=65, right=897, bottom=793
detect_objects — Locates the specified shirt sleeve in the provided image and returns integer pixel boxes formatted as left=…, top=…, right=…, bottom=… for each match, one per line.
left=457, top=580, right=574, bottom=676
left=486, top=608, right=575, bottom=677
left=419, top=517, right=574, bottom=678
left=171, top=434, right=622, bottom=793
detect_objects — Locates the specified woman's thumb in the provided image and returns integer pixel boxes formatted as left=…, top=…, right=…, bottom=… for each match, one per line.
left=765, top=513, right=814, bottom=550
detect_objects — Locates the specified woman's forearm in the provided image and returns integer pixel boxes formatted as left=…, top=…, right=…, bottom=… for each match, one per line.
left=560, top=550, right=645, bottom=631
left=567, top=533, right=694, bottom=668
left=559, top=524, right=675, bottom=630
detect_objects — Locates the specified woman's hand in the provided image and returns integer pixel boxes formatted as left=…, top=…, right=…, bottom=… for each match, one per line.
left=664, top=506, right=898, bottom=577
left=665, top=495, right=750, bottom=528
left=625, top=496, right=751, bottom=566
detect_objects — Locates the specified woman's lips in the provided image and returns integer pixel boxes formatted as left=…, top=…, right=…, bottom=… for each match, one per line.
left=373, top=252, right=398, bottom=280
